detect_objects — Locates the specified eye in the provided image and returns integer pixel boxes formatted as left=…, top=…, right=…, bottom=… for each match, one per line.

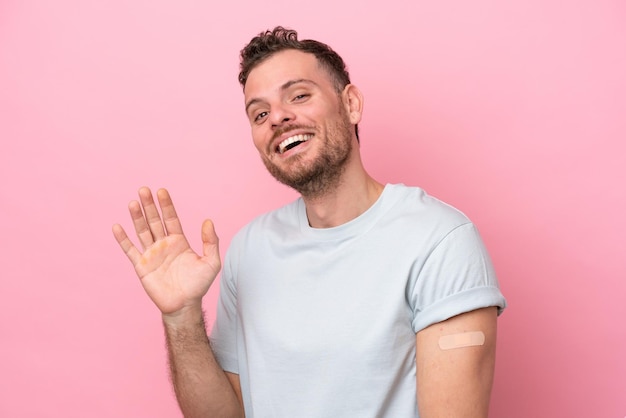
left=254, top=111, right=268, bottom=123
left=293, top=93, right=310, bottom=102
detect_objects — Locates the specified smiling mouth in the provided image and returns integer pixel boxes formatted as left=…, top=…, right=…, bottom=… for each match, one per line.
left=277, top=134, right=313, bottom=154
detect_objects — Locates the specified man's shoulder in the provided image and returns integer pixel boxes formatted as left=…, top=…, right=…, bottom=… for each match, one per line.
left=384, top=183, right=471, bottom=227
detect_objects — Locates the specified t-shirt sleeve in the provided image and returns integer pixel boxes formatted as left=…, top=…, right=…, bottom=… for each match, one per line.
left=209, top=249, right=239, bottom=374
left=409, top=222, right=507, bottom=333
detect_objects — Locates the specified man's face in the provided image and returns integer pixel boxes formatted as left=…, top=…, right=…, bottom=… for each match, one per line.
left=243, top=49, right=355, bottom=197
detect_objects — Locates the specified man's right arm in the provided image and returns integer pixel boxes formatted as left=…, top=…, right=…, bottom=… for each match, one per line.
left=164, top=305, right=243, bottom=418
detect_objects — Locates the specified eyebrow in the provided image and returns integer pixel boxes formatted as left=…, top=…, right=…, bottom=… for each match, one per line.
left=245, top=79, right=319, bottom=114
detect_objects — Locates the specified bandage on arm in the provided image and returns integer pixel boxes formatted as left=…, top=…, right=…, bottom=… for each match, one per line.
left=438, top=331, right=485, bottom=350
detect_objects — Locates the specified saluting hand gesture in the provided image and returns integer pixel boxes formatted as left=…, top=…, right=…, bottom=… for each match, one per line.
left=112, top=187, right=221, bottom=317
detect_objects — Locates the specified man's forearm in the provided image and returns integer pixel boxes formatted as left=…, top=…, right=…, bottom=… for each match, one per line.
left=163, top=306, right=243, bottom=418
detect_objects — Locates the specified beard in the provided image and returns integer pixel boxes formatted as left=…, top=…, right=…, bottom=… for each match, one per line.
left=262, top=110, right=354, bottom=199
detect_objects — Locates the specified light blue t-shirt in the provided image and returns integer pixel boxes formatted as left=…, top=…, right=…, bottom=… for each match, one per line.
left=211, top=184, right=506, bottom=417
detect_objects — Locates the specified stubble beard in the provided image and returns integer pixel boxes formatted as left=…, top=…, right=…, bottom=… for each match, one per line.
left=262, top=111, right=354, bottom=200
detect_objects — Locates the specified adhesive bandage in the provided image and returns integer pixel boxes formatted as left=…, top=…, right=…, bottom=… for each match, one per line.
left=438, top=331, right=485, bottom=350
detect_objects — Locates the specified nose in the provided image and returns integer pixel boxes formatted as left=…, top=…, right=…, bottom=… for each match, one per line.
left=269, top=104, right=296, bottom=128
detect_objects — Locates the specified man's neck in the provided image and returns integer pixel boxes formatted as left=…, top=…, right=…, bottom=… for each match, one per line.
left=302, top=171, right=384, bottom=229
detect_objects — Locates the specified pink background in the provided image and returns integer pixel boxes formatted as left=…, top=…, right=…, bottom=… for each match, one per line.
left=1, top=1, right=624, bottom=416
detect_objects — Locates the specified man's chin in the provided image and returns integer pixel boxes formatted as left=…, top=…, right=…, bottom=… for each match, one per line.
left=264, top=157, right=309, bottom=184
left=264, top=162, right=317, bottom=192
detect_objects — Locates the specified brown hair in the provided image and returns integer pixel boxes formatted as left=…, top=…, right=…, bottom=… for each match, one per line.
left=239, top=26, right=351, bottom=91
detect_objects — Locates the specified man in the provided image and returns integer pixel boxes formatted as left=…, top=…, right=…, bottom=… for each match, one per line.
left=113, top=27, right=506, bottom=417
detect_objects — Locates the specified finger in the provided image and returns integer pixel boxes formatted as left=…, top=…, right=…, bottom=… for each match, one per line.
left=112, top=223, right=143, bottom=266
left=138, top=187, right=167, bottom=241
left=201, top=219, right=220, bottom=256
left=129, top=199, right=154, bottom=250
left=157, top=188, right=184, bottom=235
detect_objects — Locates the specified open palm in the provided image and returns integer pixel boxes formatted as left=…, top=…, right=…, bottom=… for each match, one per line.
left=113, top=187, right=221, bottom=315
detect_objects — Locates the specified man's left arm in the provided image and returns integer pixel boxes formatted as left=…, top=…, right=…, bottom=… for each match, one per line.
left=415, top=306, right=498, bottom=418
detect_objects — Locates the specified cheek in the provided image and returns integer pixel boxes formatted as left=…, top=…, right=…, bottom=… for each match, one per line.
left=250, top=128, right=268, bottom=153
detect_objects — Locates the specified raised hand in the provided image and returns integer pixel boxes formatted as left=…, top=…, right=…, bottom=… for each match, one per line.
left=112, top=187, right=221, bottom=317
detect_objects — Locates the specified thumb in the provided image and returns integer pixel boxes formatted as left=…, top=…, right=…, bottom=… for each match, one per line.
left=201, top=219, right=219, bottom=257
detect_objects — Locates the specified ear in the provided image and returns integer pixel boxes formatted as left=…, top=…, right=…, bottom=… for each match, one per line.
left=341, top=84, right=364, bottom=124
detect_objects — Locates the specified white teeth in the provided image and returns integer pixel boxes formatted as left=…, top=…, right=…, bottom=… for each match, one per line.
left=278, top=134, right=313, bottom=154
